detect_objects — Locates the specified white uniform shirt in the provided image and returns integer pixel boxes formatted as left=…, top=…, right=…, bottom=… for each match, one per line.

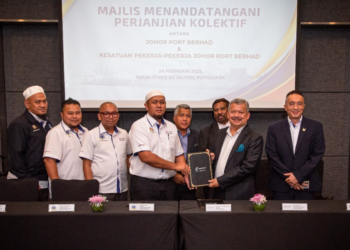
left=79, top=123, right=132, bottom=193
left=215, top=125, right=246, bottom=178
left=129, top=113, right=184, bottom=180
left=43, top=121, right=87, bottom=181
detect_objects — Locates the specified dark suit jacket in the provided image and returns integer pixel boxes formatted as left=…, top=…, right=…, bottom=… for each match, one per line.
left=265, top=117, right=325, bottom=192
left=175, top=129, right=199, bottom=200
left=212, top=125, right=263, bottom=200
left=8, top=109, right=52, bottom=180
left=198, top=122, right=219, bottom=152
left=186, top=129, right=200, bottom=156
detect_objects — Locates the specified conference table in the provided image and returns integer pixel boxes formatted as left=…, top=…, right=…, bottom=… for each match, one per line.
left=179, top=200, right=350, bottom=250
left=2, top=200, right=350, bottom=250
left=0, top=201, right=178, bottom=250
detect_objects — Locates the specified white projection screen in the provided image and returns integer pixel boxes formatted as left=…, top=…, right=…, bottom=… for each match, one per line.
left=61, top=0, right=298, bottom=109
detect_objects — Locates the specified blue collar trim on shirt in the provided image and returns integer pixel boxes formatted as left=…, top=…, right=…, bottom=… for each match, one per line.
left=78, top=124, right=85, bottom=132
left=146, top=114, right=165, bottom=127
left=61, top=121, right=84, bottom=133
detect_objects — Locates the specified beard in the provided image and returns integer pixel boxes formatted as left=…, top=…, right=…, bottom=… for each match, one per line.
left=152, top=114, right=163, bottom=120
left=37, top=114, right=47, bottom=120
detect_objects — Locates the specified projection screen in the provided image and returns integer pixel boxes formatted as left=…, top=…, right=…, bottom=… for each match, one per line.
left=61, top=0, right=298, bottom=109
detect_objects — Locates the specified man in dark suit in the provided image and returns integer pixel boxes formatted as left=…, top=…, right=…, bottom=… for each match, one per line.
left=208, top=98, right=263, bottom=200
left=7, top=85, right=52, bottom=201
left=198, top=98, right=229, bottom=152
left=173, top=104, right=199, bottom=200
left=265, top=90, right=325, bottom=200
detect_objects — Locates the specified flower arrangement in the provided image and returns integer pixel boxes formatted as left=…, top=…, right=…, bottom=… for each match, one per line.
left=250, top=194, right=267, bottom=212
left=88, top=195, right=108, bottom=212
left=250, top=193, right=267, bottom=205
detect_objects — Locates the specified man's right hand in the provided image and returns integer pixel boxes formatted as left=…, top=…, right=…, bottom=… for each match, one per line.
left=175, top=162, right=190, bottom=176
left=174, top=173, right=186, bottom=185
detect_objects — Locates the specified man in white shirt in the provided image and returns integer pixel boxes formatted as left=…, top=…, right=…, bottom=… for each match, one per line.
left=209, top=98, right=263, bottom=200
left=43, top=98, right=87, bottom=197
left=7, top=85, right=52, bottom=201
left=128, top=90, right=190, bottom=200
left=80, top=102, right=132, bottom=201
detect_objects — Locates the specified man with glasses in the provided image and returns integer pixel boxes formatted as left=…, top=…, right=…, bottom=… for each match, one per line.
left=43, top=98, right=87, bottom=198
left=266, top=90, right=325, bottom=200
left=128, top=90, right=190, bottom=201
left=80, top=102, right=132, bottom=201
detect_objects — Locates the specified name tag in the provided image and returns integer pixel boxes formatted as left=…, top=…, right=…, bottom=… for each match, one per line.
left=302, top=181, right=309, bottom=189
left=282, top=203, right=308, bottom=211
left=39, top=181, right=49, bottom=189
left=346, top=203, right=350, bottom=211
left=206, top=204, right=231, bottom=212
left=0, top=205, right=6, bottom=212
left=129, top=203, right=154, bottom=211
left=48, top=204, right=75, bottom=212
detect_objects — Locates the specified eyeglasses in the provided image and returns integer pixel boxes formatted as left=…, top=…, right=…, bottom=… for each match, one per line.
left=100, top=112, right=119, bottom=118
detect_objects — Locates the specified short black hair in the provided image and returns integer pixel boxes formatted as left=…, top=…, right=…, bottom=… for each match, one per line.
left=212, top=98, right=229, bottom=109
left=61, top=98, right=81, bottom=111
left=286, top=90, right=304, bottom=99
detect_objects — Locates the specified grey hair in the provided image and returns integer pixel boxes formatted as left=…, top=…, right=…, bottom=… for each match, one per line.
left=229, top=98, right=250, bottom=113
left=174, top=104, right=192, bottom=116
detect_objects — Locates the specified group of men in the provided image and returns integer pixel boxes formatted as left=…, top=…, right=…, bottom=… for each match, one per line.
left=7, top=86, right=325, bottom=201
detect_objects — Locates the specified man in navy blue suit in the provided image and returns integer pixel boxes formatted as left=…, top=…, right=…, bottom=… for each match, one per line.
left=265, top=90, right=325, bottom=200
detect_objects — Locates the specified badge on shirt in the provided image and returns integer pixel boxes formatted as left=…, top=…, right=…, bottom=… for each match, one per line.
left=149, top=127, right=154, bottom=132
left=119, top=137, right=125, bottom=141
left=302, top=128, right=306, bottom=132
left=32, top=125, right=37, bottom=129
left=302, top=180, right=310, bottom=189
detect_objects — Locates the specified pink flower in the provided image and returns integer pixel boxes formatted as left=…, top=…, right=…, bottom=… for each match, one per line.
left=250, top=193, right=267, bottom=204
left=88, top=195, right=108, bottom=205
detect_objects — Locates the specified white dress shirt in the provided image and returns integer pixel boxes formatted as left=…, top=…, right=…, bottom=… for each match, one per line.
left=218, top=121, right=230, bottom=130
left=215, top=125, right=246, bottom=178
left=288, top=116, right=302, bottom=154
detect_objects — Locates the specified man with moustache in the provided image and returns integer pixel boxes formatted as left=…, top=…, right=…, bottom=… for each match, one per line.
left=7, top=85, right=52, bottom=201
left=266, top=90, right=325, bottom=200
left=198, top=98, right=229, bottom=198
left=173, top=104, right=199, bottom=200
left=198, top=98, right=229, bottom=152
left=43, top=98, right=88, bottom=197
left=129, top=90, right=190, bottom=200
left=208, top=98, right=263, bottom=200
left=80, top=102, right=132, bottom=201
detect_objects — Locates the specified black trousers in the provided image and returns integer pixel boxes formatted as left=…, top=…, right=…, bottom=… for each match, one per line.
left=273, top=189, right=315, bottom=200
left=38, top=188, right=49, bottom=201
left=100, top=191, right=128, bottom=201
left=175, top=184, right=196, bottom=201
left=130, top=175, right=176, bottom=201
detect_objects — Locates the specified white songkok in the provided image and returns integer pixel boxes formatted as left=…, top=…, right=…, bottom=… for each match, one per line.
left=145, top=90, right=165, bottom=103
left=23, top=86, right=45, bottom=100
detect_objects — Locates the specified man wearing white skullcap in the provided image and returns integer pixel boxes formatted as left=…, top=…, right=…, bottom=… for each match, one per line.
left=129, top=90, right=191, bottom=200
left=7, top=85, right=52, bottom=201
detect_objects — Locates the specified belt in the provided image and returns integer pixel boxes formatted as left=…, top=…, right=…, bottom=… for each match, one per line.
left=131, top=175, right=173, bottom=183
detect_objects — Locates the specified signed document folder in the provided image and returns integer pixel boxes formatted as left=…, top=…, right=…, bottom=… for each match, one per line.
left=188, top=152, right=213, bottom=187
